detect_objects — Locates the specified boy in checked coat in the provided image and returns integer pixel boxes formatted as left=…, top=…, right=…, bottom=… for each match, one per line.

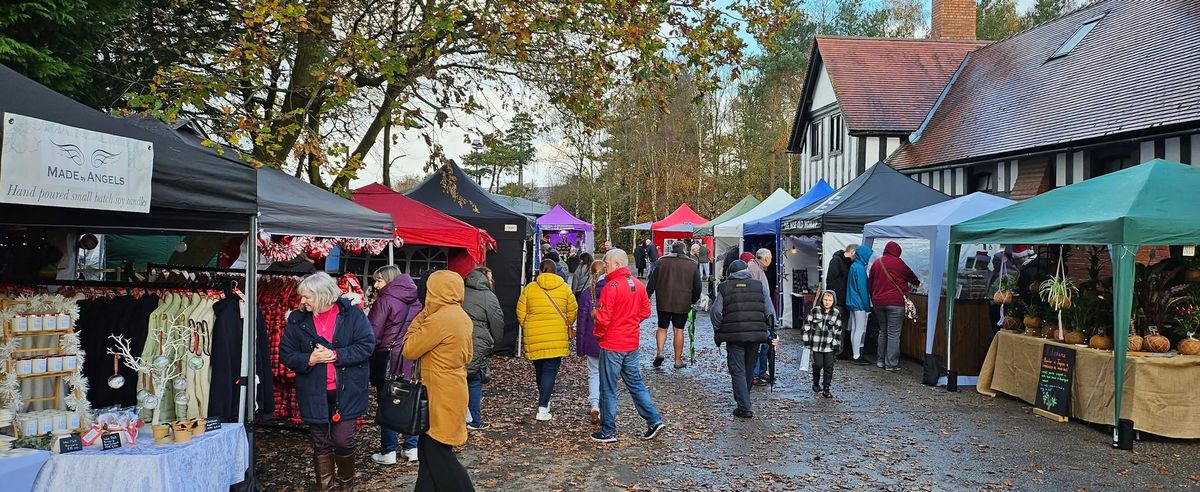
left=802, top=291, right=842, bottom=398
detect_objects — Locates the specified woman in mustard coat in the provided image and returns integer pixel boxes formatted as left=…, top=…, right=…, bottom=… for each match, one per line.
left=517, top=259, right=578, bottom=422
left=402, top=270, right=474, bottom=491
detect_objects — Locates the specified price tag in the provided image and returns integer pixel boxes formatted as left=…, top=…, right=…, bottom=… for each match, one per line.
left=1184, top=245, right=1196, bottom=257
left=58, top=435, right=84, bottom=454
left=101, top=433, right=122, bottom=451
left=204, top=416, right=222, bottom=432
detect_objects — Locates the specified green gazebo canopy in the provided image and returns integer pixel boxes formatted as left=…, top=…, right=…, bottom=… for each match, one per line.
left=693, top=195, right=760, bottom=237
left=945, top=159, right=1200, bottom=444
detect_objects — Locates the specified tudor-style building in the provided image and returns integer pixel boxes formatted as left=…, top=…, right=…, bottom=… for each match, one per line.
left=786, top=0, right=986, bottom=192
left=888, top=0, right=1200, bottom=198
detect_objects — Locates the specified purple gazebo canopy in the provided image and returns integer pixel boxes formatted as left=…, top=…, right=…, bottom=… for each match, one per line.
left=536, top=205, right=594, bottom=231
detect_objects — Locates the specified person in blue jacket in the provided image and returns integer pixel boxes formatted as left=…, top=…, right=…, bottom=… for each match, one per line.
left=845, top=244, right=873, bottom=365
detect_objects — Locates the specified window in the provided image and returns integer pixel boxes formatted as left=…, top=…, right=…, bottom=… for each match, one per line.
left=828, top=115, right=843, bottom=153
left=808, top=121, right=822, bottom=158
left=1051, top=14, right=1105, bottom=59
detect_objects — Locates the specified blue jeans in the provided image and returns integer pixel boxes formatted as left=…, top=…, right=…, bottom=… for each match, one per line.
left=378, top=386, right=420, bottom=453
left=532, top=357, right=562, bottom=408
left=467, top=373, right=484, bottom=424
left=754, top=329, right=775, bottom=378
left=599, top=349, right=662, bottom=438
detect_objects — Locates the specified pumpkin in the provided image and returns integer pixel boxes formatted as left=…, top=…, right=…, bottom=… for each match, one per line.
left=1002, top=315, right=1021, bottom=332
left=993, top=290, right=1013, bottom=305
left=1144, top=332, right=1171, bottom=353
left=1127, top=334, right=1144, bottom=352
left=1089, top=333, right=1113, bottom=350
left=1179, top=333, right=1200, bottom=356
left=1064, top=330, right=1087, bottom=345
left=1024, top=315, right=1042, bottom=330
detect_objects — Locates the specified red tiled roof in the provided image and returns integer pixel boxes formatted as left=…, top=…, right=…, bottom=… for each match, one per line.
left=787, top=36, right=987, bottom=151
left=889, top=0, right=1200, bottom=171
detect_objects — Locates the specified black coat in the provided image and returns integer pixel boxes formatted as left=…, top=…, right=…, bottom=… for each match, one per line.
left=824, top=250, right=852, bottom=306
left=279, top=298, right=375, bottom=424
left=635, top=245, right=648, bottom=270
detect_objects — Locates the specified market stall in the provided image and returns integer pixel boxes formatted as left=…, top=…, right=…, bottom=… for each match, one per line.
left=863, top=192, right=1015, bottom=384
left=947, top=159, right=1200, bottom=447
left=692, top=195, right=760, bottom=237
left=712, top=188, right=794, bottom=281
left=0, top=64, right=259, bottom=489
left=352, top=183, right=495, bottom=277
left=779, top=164, right=948, bottom=333
left=534, top=205, right=594, bottom=266
left=650, top=204, right=710, bottom=256
left=405, top=163, right=530, bottom=356
left=742, top=180, right=833, bottom=328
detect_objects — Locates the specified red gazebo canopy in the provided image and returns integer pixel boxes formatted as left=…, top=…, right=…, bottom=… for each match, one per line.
left=650, top=204, right=711, bottom=254
left=352, top=183, right=496, bottom=275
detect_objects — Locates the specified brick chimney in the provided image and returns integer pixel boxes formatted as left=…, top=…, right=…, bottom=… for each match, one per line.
left=930, top=0, right=977, bottom=40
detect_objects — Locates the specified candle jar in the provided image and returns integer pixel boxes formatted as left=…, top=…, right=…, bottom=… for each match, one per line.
left=32, top=357, right=47, bottom=374
left=64, top=354, right=78, bottom=371
left=12, top=315, right=28, bottom=333
left=43, top=314, right=57, bottom=331
left=57, top=314, right=71, bottom=330
left=16, top=359, right=32, bottom=375
left=38, top=413, right=54, bottom=434
left=19, top=415, right=37, bottom=436
left=28, top=315, right=43, bottom=332
left=53, top=412, right=68, bottom=431
left=48, top=356, right=63, bottom=372
left=67, top=412, right=81, bottom=430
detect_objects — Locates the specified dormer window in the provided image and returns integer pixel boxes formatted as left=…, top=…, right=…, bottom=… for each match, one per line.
left=1051, top=14, right=1105, bottom=60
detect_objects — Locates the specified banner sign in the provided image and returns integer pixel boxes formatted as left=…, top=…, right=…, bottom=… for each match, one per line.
left=1035, top=344, right=1075, bottom=418
left=1, top=113, right=153, bottom=212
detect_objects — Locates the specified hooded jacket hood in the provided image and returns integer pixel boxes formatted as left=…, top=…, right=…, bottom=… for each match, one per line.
left=821, top=290, right=838, bottom=308
left=853, top=245, right=874, bottom=268
left=379, top=273, right=419, bottom=304
left=464, top=269, right=490, bottom=291
left=535, top=272, right=566, bottom=290
left=883, top=241, right=903, bottom=257
left=424, top=270, right=465, bottom=313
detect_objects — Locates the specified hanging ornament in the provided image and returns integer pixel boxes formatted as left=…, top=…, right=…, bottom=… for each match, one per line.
left=152, top=355, right=170, bottom=369
left=175, top=240, right=188, bottom=253
left=77, top=233, right=99, bottom=251
left=141, top=394, right=159, bottom=410
left=188, top=355, right=204, bottom=370
left=174, top=391, right=189, bottom=405
left=137, top=389, right=150, bottom=402
left=172, top=377, right=188, bottom=390
left=107, top=355, right=125, bottom=389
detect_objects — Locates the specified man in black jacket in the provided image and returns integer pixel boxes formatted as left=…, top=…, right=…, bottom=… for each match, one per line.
left=824, top=244, right=856, bottom=357
left=711, top=260, right=776, bottom=418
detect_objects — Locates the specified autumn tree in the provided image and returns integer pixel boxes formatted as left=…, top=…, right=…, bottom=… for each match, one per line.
left=977, top=0, right=1023, bottom=40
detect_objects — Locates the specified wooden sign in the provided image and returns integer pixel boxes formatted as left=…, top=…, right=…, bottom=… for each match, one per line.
left=57, top=435, right=84, bottom=454
left=100, top=432, right=122, bottom=451
left=204, top=416, right=222, bottom=432
left=1034, top=344, right=1075, bottom=422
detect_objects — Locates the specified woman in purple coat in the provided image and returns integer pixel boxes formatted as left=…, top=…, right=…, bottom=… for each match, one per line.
left=576, top=260, right=605, bottom=424
left=367, top=265, right=422, bottom=465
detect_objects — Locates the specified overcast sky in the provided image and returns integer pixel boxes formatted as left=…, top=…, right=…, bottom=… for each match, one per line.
left=349, top=0, right=1043, bottom=191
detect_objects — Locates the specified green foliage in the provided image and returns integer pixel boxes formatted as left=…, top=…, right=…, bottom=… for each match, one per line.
left=977, top=0, right=1023, bottom=41
left=0, top=0, right=130, bottom=98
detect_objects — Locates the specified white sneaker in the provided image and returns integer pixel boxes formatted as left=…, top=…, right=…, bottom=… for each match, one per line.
left=403, top=448, right=418, bottom=462
left=535, top=407, right=553, bottom=421
left=371, top=451, right=397, bottom=465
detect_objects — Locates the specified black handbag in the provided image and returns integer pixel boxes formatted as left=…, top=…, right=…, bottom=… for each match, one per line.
left=375, top=356, right=430, bottom=435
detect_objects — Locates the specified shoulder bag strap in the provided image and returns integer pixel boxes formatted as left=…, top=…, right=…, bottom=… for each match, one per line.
left=879, top=260, right=908, bottom=296
left=409, top=359, right=422, bottom=384
left=541, top=287, right=571, bottom=326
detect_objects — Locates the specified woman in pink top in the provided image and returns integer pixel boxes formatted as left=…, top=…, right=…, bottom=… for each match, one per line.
left=280, top=272, right=375, bottom=491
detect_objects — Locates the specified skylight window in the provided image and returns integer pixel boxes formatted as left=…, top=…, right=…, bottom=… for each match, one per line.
left=1051, top=14, right=1106, bottom=59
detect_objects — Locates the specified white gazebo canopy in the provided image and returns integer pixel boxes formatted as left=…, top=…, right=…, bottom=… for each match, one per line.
left=713, top=188, right=794, bottom=248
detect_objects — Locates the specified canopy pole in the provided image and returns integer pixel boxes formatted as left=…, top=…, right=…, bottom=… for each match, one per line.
left=1112, top=244, right=1137, bottom=449
left=388, top=243, right=394, bottom=265
left=242, top=215, right=260, bottom=487
left=944, top=242, right=961, bottom=388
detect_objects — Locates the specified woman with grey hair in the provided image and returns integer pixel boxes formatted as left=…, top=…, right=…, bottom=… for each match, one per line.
left=280, top=272, right=376, bottom=491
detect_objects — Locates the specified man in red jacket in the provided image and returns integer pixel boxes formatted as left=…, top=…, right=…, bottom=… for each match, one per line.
left=868, top=241, right=920, bottom=371
left=591, top=248, right=666, bottom=444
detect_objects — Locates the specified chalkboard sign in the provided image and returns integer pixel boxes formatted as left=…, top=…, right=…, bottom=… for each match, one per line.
left=1035, top=344, right=1075, bottom=418
left=101, top=432, right=122, bottom=451
left=58, top=435, right=84, bottom=454
left=204, top=416, right=222, bottom=432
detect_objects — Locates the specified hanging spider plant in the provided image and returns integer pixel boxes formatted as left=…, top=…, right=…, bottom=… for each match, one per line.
left=1040, top=275, right=1078, bottom=311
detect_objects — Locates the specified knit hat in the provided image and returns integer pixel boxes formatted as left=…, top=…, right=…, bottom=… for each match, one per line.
left=727, top=260, right=748, bottom=274
left=740, top=252, right=755, bottom=263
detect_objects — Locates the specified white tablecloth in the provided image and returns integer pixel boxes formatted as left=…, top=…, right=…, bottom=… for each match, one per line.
left=0, top=449, right=52, bottom=492
left=33, top=423, right=248, bottom=492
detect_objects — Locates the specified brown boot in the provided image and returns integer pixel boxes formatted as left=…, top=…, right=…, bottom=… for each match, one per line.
left=334, top=453, right=356, bottom=491
left=314, top=453, right=336, bottom=492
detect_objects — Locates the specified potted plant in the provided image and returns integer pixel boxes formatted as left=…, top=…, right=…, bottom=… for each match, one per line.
left=1024, top=302, right=1043, bottom=336
left=1063, top=294, right=1095, bottom=345
left=1040, top=275, right=1078, bottom=311
left=1174, top=298, right=1200, bottom=356
left=993, top=273, right=1017, bottom=305
left=1135, top=261, right=1185, bottom=331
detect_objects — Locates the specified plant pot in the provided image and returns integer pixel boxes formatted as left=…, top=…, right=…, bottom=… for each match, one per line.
left=1024, top=315, right=1042, bottom=331
left=172, top=422, right=192, bottom=443
left=1127, top=334, right=1144, bottom=352
left=1088, top=333, right=1113, bottom=350
left=1041, top=324, right=1061, bottom=341
left=1144, top=333, right=1171, bottom=353
left=1064, top=330, right=1087, bottom=345
left=1179, top=335, right=1200, bottom=356
left=1002, top=315, right=1021, bottom=332
left=189, top=418, right=204, bottom=436
left=993, top=290, right=1013, bottom=305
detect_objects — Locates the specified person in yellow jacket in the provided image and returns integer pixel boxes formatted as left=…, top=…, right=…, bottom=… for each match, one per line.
left=518, top=259, right=579, bottom=421
left=402, top=270, right=475, bottom=490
